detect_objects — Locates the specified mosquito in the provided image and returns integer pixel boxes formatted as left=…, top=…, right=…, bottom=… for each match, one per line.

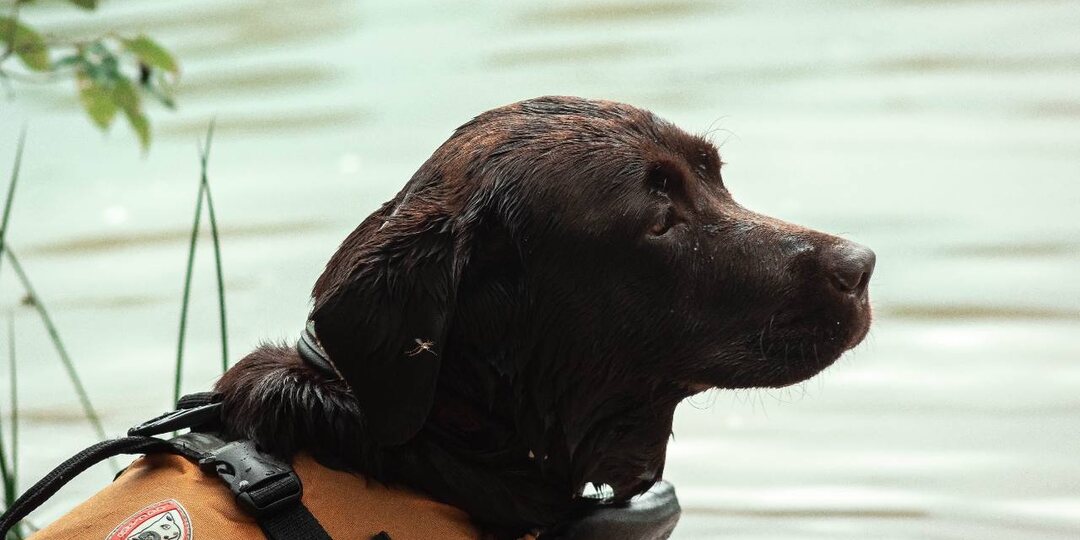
left=407, top=338, right=436, bottom=357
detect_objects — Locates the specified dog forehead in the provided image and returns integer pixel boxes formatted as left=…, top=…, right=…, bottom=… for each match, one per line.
left=443, top=98, right=713, bottom=181
left=459, top=97, right=703, bottom=150
left=479, top=95, right=650, bottom=126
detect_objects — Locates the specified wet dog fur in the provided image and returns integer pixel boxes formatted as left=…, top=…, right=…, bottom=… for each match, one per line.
left=215, top=96, right=875, bottom=537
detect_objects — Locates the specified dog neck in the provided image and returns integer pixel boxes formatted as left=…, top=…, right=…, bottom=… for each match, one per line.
left=215, top=341, right=681, bottom=536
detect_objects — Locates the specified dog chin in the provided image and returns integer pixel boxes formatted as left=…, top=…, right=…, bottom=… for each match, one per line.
left=759, top=317, right=872, bottom=388
left=691, top=319, right=871, bottom=392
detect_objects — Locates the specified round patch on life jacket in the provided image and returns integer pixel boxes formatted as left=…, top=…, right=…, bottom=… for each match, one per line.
left=106, top=499, right=193, bottom=540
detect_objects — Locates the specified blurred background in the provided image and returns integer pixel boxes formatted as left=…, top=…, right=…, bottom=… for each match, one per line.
left=0, top=1, right=1077, bottom=538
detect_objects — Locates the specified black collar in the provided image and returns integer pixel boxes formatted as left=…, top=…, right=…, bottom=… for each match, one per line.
left=296, top=322, right=342, bottom=381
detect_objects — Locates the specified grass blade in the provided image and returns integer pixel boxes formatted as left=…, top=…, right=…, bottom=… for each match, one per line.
left=0, top=128, right=25, bottom=280
left=0, top=414, right=16, bottom=540
left=5, top=249, right=107, bottom=444
left=172, top=178, right=205, bottom=403
left=172, top=122, right=230, bottom=402
left=6, top=313, right=16, bottom=504
left=1, top=313, right=22, bottom=540
left=0, top=415, right=9, bottom=500
left=2, top=133, right=24, bottom=502
left=0, top=132, right=25, bottom=538
left=198, top=123, right=229, bottom=374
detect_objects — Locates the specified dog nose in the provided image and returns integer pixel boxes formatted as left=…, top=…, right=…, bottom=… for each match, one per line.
left=824, top=241, right=875, bottom=295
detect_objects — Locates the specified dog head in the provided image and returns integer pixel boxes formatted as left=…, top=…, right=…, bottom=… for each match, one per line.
left=309, top=96, right=874, bottom=495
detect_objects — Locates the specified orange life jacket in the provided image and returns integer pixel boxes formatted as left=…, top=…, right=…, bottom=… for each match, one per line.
left=30, top=452, right=497, bottom=540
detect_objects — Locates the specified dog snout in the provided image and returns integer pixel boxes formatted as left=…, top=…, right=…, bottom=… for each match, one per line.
left=823, top=241, right=875, bottom=295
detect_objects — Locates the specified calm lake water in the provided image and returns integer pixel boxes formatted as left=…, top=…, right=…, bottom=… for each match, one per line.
left=1, top=1, right=1078, bottom=538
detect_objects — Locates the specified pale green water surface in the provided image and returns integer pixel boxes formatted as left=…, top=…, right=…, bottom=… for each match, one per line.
left=0, top=1, right=1078, bottom=538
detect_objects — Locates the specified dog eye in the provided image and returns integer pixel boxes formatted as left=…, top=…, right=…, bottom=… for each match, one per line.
left=649, top=205, right=678, bottom=236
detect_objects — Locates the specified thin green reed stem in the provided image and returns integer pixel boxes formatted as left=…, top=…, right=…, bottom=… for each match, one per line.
left=0, top=135, right=26, bottom=539
left=4, top=249, right=107, bottom=444
left=198, top=123, right=229, bottom=373
left=0, top=364, right=10, bottom=505
left=173, top=121, right=228, bottom=401
left=0, top=415, right=13, bottom=540
left=7, top=314, right=16, bottom=504
left=0, top=129, right=26, bottom=289
left=172, top=179, right=206, bottom=403
left=1, top=315, right=18, bottom=540
left=0, top=132, right=24, bottom=529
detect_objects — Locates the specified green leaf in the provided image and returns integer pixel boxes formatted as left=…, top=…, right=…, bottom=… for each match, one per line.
left=68, top=0, right=99, bottom=9
left=122, top=35, right=178, bottom=75
left=124, top=107, right=151, bottom=151
left=76, top=72, right=118, bottom=129
left=79, top=42, right=121, bottom=85
left=144, top=71, right=177, bottom=109
left=52, top=54, right=83, bottom=70
left=110, top=76, right=140, bottom=114
left=0, top=17, right=50, bottom=72
left=111, top=78, right=150, bottom=149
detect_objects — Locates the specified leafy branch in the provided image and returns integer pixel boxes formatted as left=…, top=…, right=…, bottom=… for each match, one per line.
left=1, top=0, right=180, bottom=150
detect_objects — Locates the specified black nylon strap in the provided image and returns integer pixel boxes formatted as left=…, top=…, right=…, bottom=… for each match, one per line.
left=0, top=436, right=174, bottom=537
left=0, top=394, right=336, bottom=540
left=171, top=432, right=334, bottom=540
left=259, top=504, right=335, bottom=540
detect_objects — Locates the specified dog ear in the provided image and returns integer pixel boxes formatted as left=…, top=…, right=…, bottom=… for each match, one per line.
left=310, top=187, right=470, bottom=446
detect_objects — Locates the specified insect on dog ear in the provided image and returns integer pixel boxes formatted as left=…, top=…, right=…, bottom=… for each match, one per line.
left=310, top=184, right=472, bottom=446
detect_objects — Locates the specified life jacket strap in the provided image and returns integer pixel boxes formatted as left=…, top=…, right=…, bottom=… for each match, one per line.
left=171, top=431, right=334, bottom=540
left=0, top=393, right=365, bottom=540
left=0, top=435, right=176, bottom=536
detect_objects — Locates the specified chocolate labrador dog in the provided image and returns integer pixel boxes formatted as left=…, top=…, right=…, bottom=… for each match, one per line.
left=216, top=96, right=875, bottom=537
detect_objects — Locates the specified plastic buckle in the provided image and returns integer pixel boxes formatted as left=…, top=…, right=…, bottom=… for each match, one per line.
left=199, top=440, right=303, bottom=518
left=128, top=402, right=222, bottom=437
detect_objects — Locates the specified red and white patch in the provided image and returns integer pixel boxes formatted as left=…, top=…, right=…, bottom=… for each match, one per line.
left=106, top=499, right=193, bottom=540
